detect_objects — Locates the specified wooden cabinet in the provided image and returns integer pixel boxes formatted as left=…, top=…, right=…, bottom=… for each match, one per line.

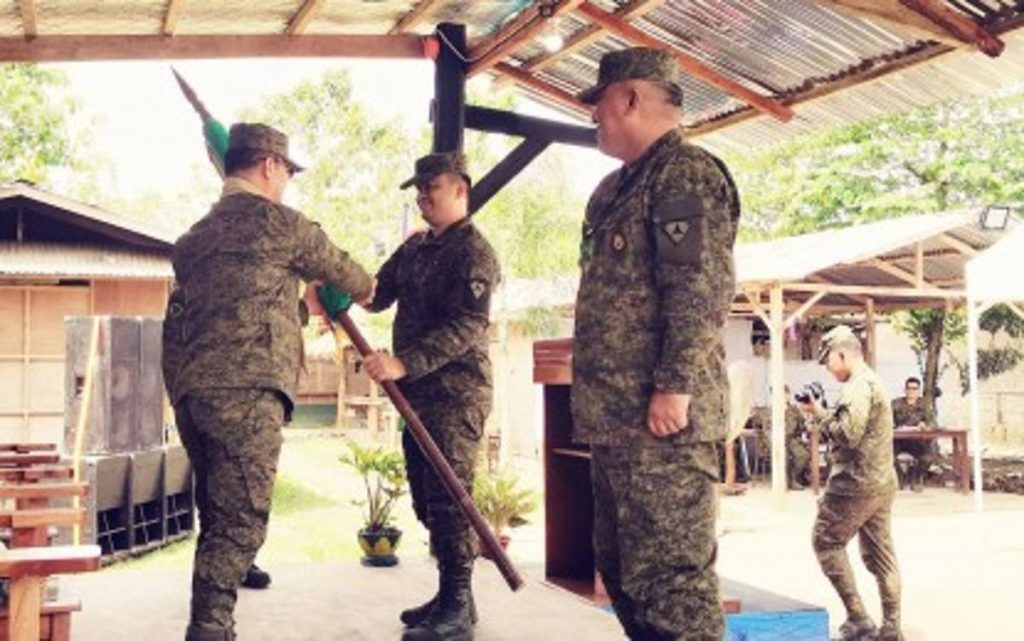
left=532, top=338, right=605, bottom=599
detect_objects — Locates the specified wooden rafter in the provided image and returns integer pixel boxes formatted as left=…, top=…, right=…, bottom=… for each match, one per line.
left=0, top=35, right=427, bottom=61
left=493, top=62, right=590, bottom=116
left=937, top=233, right=978, bottom=256
left=869, top=258, right=938, bottom=289
left=822, top=0, right=1003, bottom=57
left=285, top=0, right=326, bottom=36
left=519, top=0, right=666, bottom=78
left=468, top=0, right=585, bottom=76
left=784, top=282, right=964, bottom=299
left=389, top=0, right=444, bottom=35
left=162, top=0, right=186, bottom=36
left=19, top=0, right=37, bottom=40
left=687, top=42, right=950, bottom=138
left=900, top=0, right=1003, bottom=56
left=575, top=1, right=792, bottom=122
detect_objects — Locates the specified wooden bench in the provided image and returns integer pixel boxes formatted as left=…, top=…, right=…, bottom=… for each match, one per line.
left=0, top=511, right=86, bottom=549
left=0, top=546, right=101, bottom=641
left=0, top=447, right=55, bottom=455
left=0, top=470, right=72, bottom=486
left=0, top=456, right=60, bottom=471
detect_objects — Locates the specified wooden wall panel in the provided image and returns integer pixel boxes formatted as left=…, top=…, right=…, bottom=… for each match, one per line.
left=0, top=290, right=25, bottom=354
left=92, top=280, right=169, bottom=317
left=29, top=288, right=90, bottom=355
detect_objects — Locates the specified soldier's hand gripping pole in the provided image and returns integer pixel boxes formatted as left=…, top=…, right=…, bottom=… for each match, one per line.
left=326, top=304, right=524, bottom=592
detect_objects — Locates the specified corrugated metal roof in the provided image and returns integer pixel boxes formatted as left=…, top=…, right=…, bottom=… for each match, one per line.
left=1, top=2, right=1022, bottom=146
left=736, top=210, right=1010, bottom=287
left=0, top=242, right=172, bottom=279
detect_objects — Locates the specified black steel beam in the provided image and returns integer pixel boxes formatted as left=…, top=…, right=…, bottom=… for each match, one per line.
left=432, top=23, right=466, bottom=153
left=470, top=137, right=551, bottom=215
left=466, top=105, right=597, bottom=148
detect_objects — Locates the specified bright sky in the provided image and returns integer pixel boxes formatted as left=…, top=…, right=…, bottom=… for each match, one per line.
left=48, top=58, right=616, bottom=209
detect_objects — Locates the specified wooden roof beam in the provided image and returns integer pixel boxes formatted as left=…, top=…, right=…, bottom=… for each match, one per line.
left=286, top=0, right=327, bottom=36
left=162, top=0, right=187, bottom=36
left=518, top=0, right=667, bottom=77
left=469, top=0, right=586, bottom=76
left=821, top=0, right=1003, bottom=57
left=575, top=1, right=793, bottom=122
left=389, top=0, right=444, bottom=35
left=0, top=35, right=428, bottom=62
left=493, top=62, right=590, bottom=116
left=19, top=0, right=37, bottom=40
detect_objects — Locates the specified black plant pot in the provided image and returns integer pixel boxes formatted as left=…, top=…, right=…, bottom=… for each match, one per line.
left=358, top=527, right=403, bottom=567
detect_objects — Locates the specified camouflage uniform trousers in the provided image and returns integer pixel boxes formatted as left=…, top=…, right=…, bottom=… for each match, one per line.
left=401, top=405, right=483, bottom=567
left=788, top=437, right=811, bottom=482
left=591, top=443, right=723, bottom=641
left=812, top=488, right=901, bottom=628
left=176, top=389, right=284, bottom=630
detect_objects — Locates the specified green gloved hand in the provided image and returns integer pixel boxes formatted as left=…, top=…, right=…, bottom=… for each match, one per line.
left=317, top=283, right=353, bottom=319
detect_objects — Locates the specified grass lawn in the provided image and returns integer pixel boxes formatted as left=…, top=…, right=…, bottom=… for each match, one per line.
left=111, top=425, right=430, bottom=571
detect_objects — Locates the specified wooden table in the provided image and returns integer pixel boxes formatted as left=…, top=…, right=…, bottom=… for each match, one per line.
left=894, top=429, right=970, bottom=493
left=808, top=428, right=970, bottom=494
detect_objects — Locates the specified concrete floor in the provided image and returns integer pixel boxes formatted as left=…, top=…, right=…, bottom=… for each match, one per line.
left=716, top=485, right=1024, bottom=641
left=63, top=556, right=622, bottom=641
left=58, top=484, right=1024, bottom=641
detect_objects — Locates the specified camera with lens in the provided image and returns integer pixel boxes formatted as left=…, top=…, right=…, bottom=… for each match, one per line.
left=794, top=381, right=827, bottom=407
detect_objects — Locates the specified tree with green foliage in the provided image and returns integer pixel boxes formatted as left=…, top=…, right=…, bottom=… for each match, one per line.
left=727, top=89, right=1024, bottom=407
left=0, top=64, right=96, bottom=192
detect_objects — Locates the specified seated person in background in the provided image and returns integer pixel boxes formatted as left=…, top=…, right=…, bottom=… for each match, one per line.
left=891, top=376, right=939, bottom=490
left=785, top=386, right=812, bottom=490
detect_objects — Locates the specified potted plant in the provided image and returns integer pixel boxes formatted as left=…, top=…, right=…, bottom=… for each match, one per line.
left=472, top=471, right=537, bottom=559
left=340, top=439, right=407, bottom=567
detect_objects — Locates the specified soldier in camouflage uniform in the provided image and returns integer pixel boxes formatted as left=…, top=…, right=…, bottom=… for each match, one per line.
left=169, top=123, right=375, bottom=641
left=891, top=376, right=939, bottom=489
left=361, top=151, right=500, bottom=641
left=573, top=47, right=739, bottom=641
left=801, top=326, right=904, bottom=641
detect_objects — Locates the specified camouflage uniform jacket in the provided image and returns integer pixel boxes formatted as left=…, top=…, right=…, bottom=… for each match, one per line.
left=172, top=190, right=373, bottom=413
left=817, top=361, right=898, bottom=496
left=891, top=397, right=935, bottom=429
left=368, top=218, right=500, bottom=415
left=572, top=129, right=740, bottom=447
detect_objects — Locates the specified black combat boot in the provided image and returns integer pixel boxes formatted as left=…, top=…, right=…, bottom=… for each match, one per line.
left=400, top=591, right=478, bottom=627
left=836, top=616, right=877, bottom=640
left=241, top=563, right=271, bottom=589
left=401, top=561, right=475, bottom=641
left=185, top=623, right=235, bottom=641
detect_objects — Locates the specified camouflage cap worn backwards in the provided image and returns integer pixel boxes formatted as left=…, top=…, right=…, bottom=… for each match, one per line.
left=818, top=325, right=861, bottom=364
left=227, top=122, right=305, bottom=173
left=400, top=151, right=472, bottom=190
left=578, top=46, right=683, bottom=106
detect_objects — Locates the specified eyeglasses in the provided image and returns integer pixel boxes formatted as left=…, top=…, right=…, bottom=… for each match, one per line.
left=263, top=154, right=296, bottom=177
left=906, top=386, right=920, bottom=391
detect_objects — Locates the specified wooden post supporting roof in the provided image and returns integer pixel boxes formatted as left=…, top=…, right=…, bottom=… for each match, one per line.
left=433, top=23, right=467, bottom=153
left=576, top=1, right=793, bottom=122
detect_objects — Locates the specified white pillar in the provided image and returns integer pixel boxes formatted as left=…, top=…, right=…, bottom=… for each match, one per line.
left=966, top=298, right=984, bottom=511
left=770, top=285, right=787, bottom=506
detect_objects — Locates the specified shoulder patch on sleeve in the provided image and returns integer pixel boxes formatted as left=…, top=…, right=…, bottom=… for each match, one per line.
left=651, top=196, right=704, bottom=265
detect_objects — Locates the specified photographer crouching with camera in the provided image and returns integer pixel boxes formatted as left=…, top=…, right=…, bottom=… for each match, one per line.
left=798, top=325, right=904, bottom=641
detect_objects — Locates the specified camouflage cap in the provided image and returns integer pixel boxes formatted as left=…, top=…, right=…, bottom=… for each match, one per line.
left=817, top=325, right=861, bottom=364
left=226, top=122, right=305, bottom=173
left=578, top=47, right=683, bottom=106
left=400, top=151, right=472, bottom=190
